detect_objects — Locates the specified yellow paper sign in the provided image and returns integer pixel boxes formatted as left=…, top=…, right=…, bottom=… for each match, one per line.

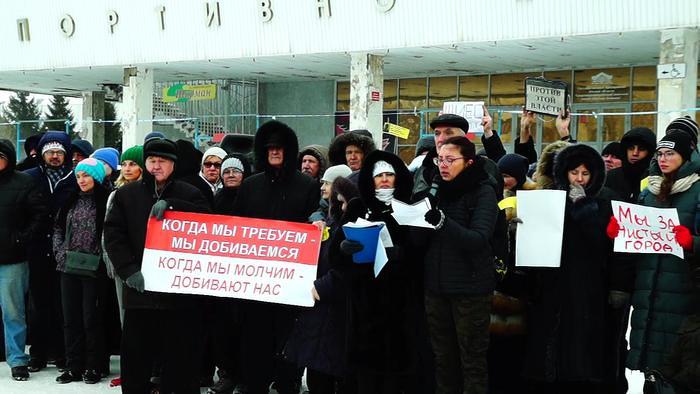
left=384, top=123, right=410, bottom=139
left=498, top=196, right=517, bottom=210
left=640, top=176, right=649, bottom=192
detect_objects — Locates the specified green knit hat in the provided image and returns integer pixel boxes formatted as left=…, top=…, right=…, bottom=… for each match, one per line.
left=120, top=145, right=144, bottom=169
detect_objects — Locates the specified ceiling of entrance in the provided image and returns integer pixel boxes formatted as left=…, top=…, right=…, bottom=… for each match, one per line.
left=0, top=30, right=661, bottom=96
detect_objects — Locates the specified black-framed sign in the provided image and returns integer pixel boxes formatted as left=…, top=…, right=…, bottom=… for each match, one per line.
left=524, top=77, right=569, bottom=117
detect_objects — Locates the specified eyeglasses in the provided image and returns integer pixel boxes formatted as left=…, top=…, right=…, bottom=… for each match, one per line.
left=45, top=150, right=65, bottom=157
left=433, top=156, right=464, bottom=166
left=203, top=162, right=222, bottom=169
left=655, top=151, right=678, bottom=160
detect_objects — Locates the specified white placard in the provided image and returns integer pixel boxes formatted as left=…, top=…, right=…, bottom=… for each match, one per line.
left=515, top=190, right=567, bottom=268
left=611, top=201, right=683, bottom=258
left=442, top=101, right=484, bottom=134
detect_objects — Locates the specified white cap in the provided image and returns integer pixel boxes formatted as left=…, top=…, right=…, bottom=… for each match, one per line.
left=201, top=147, right=227, bottom=165
left=321, top=164, right=352, bottom=183
left=372, top=160, right=395, bottom=177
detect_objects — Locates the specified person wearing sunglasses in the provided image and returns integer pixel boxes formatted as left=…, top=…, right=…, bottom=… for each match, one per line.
left=199, top=147, right=227, bottom=197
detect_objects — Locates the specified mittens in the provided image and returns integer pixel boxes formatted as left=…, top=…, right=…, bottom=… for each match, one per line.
left=606, top=216, right=621, bottom=239
left=673, top=225, right=693, bottom=250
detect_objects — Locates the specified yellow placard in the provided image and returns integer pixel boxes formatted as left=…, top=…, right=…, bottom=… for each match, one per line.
left=384, top=122, right=410, bottom=139
left=162, top=84, right=217, bottom=103
left=640, top=176, right=649, bottom=192
left=498, top=196, right=517, bottom=210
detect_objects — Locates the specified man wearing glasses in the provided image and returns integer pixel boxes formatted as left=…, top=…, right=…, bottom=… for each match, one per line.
left=199, top=147, right=227, bottom=199
left=23, top=131, right=79, bottom=373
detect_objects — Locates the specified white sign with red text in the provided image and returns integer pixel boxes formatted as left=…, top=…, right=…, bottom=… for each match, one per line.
left=611, top=201, right=683, bottom=258
left=141, top=211, right=321, bottom=307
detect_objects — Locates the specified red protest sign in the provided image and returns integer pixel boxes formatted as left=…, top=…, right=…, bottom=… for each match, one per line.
left=141, top=211, right=321, bottom=306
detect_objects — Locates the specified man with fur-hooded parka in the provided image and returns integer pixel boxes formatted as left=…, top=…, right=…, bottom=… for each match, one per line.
left=523, top=144, right=615, bottom=390
left=232, top=120, right=319, bottom=394
left=328, top=130, right=376, bottom=184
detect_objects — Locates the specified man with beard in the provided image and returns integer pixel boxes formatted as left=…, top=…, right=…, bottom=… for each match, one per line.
left=299, top=144, right=329, bottom=183
left=232, top=120, right=319, bottom=394
left=24, top=131, right=79, bottom=372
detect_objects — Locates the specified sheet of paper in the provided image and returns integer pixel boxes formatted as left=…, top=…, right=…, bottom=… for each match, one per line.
left=611, top=201, right=683, bottom=258
left=442, top=101, right=485, bottom=134
left=515, top=190, right=566, bottom=268
left=391, top=198, right=434, bottom=228
left=374, top=238, right=388, bottom=278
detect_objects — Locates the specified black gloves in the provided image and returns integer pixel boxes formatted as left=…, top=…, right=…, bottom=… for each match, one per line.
left=340, top=240, right=364, bottom=255
left=424, top=208, right=445, bottom=229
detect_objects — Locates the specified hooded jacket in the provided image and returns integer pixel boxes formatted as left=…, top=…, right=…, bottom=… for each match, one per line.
left=604, top=127, right=656, bottom=203
left=0, top=139, right=47, bottom=265
left=328, top=131, right=376, bottom=167
left=173, top=139, right=216, bottom=208
left=298, top=144, right=329, bottom=181
left=524, top=144, right=615, bottom=383
left=16, top=132, right=45, bottom=171
left=103, top=152, right=210, bottom=310
left=232, top=120, right=319, bottom=222
left=534, top=140, right=571, bottom=190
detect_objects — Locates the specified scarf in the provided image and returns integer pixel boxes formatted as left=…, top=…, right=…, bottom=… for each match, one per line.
left=45, top=167, right=67, bottom=189
left=375, top=188, right=395, bottom=204
left=647, top=173, right=700, bottom=196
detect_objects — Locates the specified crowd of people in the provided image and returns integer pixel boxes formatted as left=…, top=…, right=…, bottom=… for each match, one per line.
left=0, top=107, right=698, bottom=394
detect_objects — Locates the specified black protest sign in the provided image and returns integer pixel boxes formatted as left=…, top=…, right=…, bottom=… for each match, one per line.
left=524, top=78, right=569, bottom=117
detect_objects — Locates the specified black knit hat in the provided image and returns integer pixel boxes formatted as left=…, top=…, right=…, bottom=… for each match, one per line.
left=658, top=132, right=693, bottom=162
left=144, top=138, right=178, bottom=161
left=430, top=114, right=469, bottom=133
left=498, top=154, right=529, bottom=188
left=601, top=141, right=623, bottom=159
left=666, top=116, right=699, bottom=149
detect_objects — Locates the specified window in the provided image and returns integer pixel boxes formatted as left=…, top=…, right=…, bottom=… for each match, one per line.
left=428, top=76, right=458, bottom=108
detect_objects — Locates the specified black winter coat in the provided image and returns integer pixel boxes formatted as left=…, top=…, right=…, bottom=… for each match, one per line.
left=0, top=139, right=47, bottom=265
left=103, top=173, right=210, bottom=310
left=213, top=187, right=239, bottom=216
left=421, top=157, right=499, bottom=295
left=523, top=144, right=614, bottom=383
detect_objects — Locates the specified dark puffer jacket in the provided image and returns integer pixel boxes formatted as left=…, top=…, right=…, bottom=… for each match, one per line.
left=523, top=144, right=614, bottom=383
left=628, top=157, right=700, bottom=372
left=103, top=167, right=210, bottom=310
left=0, top=139, right=47, bottom=265
left=422, top=156, right=499, bottom=295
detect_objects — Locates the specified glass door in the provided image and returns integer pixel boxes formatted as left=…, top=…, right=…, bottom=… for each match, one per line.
left=571, top=103, right=630, bottom=151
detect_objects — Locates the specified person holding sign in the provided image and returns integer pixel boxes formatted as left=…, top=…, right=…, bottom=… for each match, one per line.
left=104, top=137, right=210, bottom=393
left=337, top=150, right=419, bottom=393
left=417, top=136, right=498, bottom=394
left=522, top=144, right=615, bottom=393
left=613, top=132, right=700, bottom=393
left=231, top=120, right=320, bottom=394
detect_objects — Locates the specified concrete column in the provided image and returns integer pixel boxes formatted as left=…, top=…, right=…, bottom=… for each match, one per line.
left=81, top=91, right=105, bottom=148
left=349, top=53, right=384, bottom=149
left=121, top=66, right=153, bottom=151
left=657, top=28, right=699, bottom=140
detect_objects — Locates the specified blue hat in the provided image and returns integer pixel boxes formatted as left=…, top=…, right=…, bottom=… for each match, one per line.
left=75, top=158, right=106, bottom=184
left=144, top=131, right=166, bottom=143
left=92, top=147, right=120, bottom=171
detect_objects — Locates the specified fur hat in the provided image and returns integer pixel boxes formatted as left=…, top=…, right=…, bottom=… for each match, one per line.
left=534, top=141, right=571, bottom=190
left=553, top=144, right=606, bottom=197
left=144, top=138, right=178, bottom=161
left=75, top=158, right=106, bottom=184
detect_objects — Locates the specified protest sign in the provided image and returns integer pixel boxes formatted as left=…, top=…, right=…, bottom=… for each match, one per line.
left=141, top=211, right=321, bottom=307
left=441, top=101, right=484, bottom=134
left=611, top=201, right=683, bottom=258
left=515, top=190, right=566, bottom=268
left=524, top=78, right=568, bottom=117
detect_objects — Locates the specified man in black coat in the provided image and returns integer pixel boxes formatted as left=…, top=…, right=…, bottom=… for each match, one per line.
left=104, top=137, right=210, bottom=393
left=23, top=131, right=78, bottom=372
left=0, top=139, right=47, bottom=381
left=232, top=120, right=319, bottom=394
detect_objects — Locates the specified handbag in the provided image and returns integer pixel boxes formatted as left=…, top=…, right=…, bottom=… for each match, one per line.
left=63, top=213, right=101, bottom=278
